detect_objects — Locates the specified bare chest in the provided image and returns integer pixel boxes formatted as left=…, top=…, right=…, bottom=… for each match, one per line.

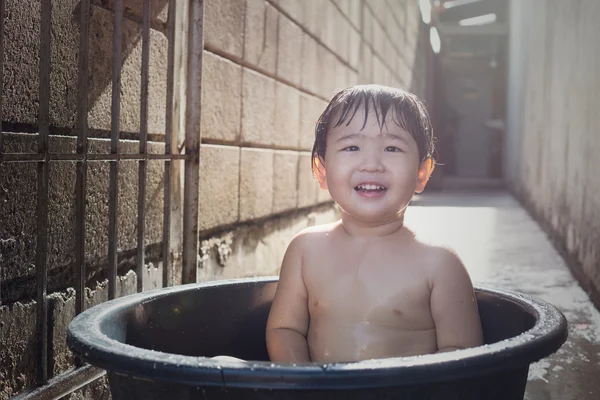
left=304, top=253, right=434, bottom=330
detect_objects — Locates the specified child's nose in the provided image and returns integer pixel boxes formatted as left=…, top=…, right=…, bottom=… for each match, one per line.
left=358, top=149, right=384, bottom=172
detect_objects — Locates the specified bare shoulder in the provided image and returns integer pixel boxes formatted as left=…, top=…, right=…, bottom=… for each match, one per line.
left=422, top=243, right=463, bottom=268
left=296, top=220, right=341, bottom=236
left=290, top=220, right=341, bottom=247
left=414, top=241, right=470, bottom=287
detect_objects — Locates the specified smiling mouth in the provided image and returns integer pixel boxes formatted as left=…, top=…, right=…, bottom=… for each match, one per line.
left=354, top=184, right=387, bottom=193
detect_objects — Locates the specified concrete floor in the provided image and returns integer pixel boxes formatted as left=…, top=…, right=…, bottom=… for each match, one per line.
left=406, top=189, right=600, bottom=400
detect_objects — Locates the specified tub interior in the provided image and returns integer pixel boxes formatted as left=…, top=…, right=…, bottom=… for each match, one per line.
left=103, top=281, right=536, bottom=361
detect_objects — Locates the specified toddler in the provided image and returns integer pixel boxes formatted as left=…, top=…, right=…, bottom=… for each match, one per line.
left=265, top=85, right=483, bottom=363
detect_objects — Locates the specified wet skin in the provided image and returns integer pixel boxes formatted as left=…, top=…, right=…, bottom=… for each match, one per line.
left=266, top=107, right=483, bottom=363
left=305, top=223, right=438, bottom=361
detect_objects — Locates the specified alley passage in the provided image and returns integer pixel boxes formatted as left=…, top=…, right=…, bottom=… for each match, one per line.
left=405, top=189, right=600, bottom=400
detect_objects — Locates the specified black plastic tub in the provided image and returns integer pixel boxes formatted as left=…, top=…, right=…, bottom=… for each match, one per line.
left=67, top=277, right=567, bottom=400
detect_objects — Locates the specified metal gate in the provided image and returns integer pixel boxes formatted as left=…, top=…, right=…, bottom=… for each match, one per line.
left=0, top=0, right=205, bottom=398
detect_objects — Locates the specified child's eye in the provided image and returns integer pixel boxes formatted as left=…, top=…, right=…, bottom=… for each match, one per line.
left=385, top=146, right=402, bottom=152
left=343, top=146, right=359, bottom=151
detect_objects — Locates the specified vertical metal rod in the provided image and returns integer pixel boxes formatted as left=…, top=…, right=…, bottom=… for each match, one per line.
left=36, top=0, right=52, bottom=384
left=0, top=0, right=5, bottom=162
left=75, top=0, right=90, bottom=316
left=162, top=0, right=175, bottom=288
left=136, top=0, right=150, bottom=293
left=0, top=0, right=5, bottom=306
left=182, top=0, right=204, bottom=284
left=108, top=0, right=123, bottom=300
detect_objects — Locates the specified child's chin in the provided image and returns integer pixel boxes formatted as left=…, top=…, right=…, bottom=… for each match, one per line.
left=349, top=208, right=399, bottom=222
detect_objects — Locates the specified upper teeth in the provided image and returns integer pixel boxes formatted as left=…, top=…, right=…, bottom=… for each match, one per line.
left=357, top=184, right=384, bottom=190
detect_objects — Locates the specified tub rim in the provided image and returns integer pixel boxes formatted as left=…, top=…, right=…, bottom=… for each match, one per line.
left=67, top=276, right=568, bottom=389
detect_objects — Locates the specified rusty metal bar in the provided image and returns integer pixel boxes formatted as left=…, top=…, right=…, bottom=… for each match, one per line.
left=0, top=0, right=5, bottom=306
left=0, top=0, right=5, bottom=166
left=182, top=0, right=204, bottom=284
left=1, top=152, right=187, bottom=162
left=75, top=0, right=91, bottom=317
left=36, top=0, right=52, bottom=384
left=136, top=0, right=151, bottom=293
left=162, top=0, right=175, bottom=288
left=96, top=154, right=186, bottom=161
left=13, top=365, right=106, bottom=400
left=108, top=0, right=123, bottom=300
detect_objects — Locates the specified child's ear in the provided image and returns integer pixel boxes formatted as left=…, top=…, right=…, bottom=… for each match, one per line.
left=313, top=156, right=328, bottom=191
left=415, top=157, right=435, bottom=193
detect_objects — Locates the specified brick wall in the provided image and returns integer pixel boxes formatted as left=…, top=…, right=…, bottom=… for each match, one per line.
left=0, top=1, right=427, bottom=397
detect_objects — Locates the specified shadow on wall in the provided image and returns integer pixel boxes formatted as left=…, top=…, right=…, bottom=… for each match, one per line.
left=0, top=0, right=170, bottom=304
left=83, top=0, right=170, bottom=137
left=1, top=0, right=169, bottom=136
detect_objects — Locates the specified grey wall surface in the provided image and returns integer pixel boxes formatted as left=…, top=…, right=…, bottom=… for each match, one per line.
left=505, top=0, right=600, bottom=300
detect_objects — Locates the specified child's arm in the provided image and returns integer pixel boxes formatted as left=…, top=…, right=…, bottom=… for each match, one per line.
left=429, top=248, right=484, bottom=353
left=266, top=235, right=311, bottom=363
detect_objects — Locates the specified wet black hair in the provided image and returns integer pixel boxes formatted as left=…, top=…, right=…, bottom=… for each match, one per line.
left=311, top=85, right=435, bottom=174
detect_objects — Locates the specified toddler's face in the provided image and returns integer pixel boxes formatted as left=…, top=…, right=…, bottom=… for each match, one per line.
left=319, top=107, right=427, bottom=224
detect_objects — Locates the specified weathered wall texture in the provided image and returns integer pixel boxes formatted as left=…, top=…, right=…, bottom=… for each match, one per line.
left=505, top=1, right=600, bottom=302
left=1, top=0, right=427, bottom=398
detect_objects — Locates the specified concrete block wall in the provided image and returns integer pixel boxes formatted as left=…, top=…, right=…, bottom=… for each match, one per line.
left=505, top=0, right=600, bottom=303
left=1, top=1, right=427, bottom=397
left=198, top=0, right=427, bottom=231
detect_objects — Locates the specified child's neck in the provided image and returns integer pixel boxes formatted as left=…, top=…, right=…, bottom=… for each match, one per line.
left=339, top=214, right=405, bottom=238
